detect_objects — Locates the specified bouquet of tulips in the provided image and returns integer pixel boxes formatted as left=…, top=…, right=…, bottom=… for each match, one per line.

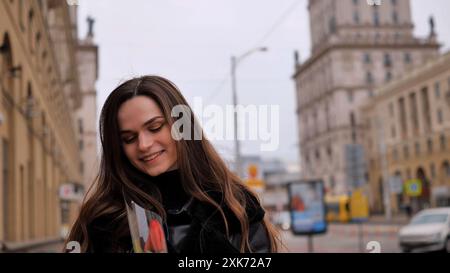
left=125, top=200, right=168, bottom=253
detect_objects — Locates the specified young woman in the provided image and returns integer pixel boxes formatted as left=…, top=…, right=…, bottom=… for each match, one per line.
left=65, top=75, right=280, bottom=253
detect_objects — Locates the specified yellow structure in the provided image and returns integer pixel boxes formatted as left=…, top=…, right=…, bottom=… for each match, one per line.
left=245, top=164, right=265, bottom=194
left=0, top=1, right=98, bottom=250
left=349, top=189, right=369, bottom=221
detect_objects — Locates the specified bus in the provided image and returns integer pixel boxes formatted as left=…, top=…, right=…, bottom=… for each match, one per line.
left=325, top=195, right=351, bottom=223
left=325, top=190, right=369, bottom=223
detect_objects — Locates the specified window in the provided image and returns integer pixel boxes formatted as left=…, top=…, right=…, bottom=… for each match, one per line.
left=329, top=17, right=336, bottom=34
left=375, top=32, right=381, bottom=41
left=327, top=145, right=332, bottom=158
left=28, top=9, right=34, bottom=54
left=392, top=12, right=399, bottom=24
left=78, top=119, right=84, bottom=135
left=435, top=82, right=441, bottom=98
left=444, top=162, right=450, bottom=178
left=441, top=134, right=447, bottom=150
left=391, top=0, right=398, bottom=5
left=389, top=103, right=394, bottom=117
left=391, top=125, right=396, bottom=138
left=19, top=0, right=25, bottom=31
left=384, top=53, right=392, bottom=68
left=363, top=53, right=371, bottom=64
left=353, top=12, right=360, bottom=24
left=366, top=71, right=374, bottom=84
left=330, top=176, right=336, bottom=190
left=350, top=112, right=356, bottom=142
left=437, top=109, right=443, bottom=124
left=399, top=97, right=407, bottom=138
left=393, top=147, right=399, bottom=161
left=350, top=112, right=356, bottom=127
left=415, top=142, right=420, bottom=156
left=404, top=52, right=412, bottom=64
left=403, top=145, right=409, bottom=159
left=385, top=71, right=392, bottom=82
left=79, top=140, right=84, bottom=151
left=373, top=11, right=380, bottom=27
left=427, top=139, right=433, bottom=154
left=348, top=90, right=354, bottom=102
left=26, top=85, right=34, bottom=120
left=430, top=163, right=436, bottom=179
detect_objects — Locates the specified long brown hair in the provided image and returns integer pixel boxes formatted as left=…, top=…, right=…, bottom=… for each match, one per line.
left=65, top=75, right=280, bottom=252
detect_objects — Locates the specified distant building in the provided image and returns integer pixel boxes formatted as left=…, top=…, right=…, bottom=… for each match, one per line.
left=362, top=51, right=450, bottom=214
left=76, top=17, right=99, bottom=193
left=293, top=0, right=440, bottom=196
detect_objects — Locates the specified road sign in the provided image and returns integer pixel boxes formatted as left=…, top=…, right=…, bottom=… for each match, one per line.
left=389, top=176, right=403, bottom=194
left=405, top=179, right=422, bottom=197
left=345, top=144, right=367, bottom=188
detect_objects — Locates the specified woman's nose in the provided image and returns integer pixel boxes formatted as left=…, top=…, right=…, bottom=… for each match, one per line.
left=137, top=132, right=154, bottom=151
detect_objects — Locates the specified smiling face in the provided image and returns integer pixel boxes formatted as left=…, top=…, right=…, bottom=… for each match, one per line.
left=118, top=96, right=178, bottom=177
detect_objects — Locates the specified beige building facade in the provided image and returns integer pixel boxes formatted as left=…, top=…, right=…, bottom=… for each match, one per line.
left=0, top=0, right=98, bottom=250
left=362, top=51, right=450, bottom=214
left=293, top=0, right=439, bottom=195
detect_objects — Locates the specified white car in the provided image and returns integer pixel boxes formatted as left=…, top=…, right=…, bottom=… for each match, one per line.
left=398, top=207, right=450, bottom=253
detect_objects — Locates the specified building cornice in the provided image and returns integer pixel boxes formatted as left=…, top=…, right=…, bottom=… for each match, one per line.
left=293, top=39, right=440, bottom=79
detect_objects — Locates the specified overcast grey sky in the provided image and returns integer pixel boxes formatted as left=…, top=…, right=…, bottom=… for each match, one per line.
left=77, top=0, right=450, bottom=165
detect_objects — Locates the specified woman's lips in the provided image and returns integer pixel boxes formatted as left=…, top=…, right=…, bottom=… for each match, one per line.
left=140, top=150, right=164, bottom=163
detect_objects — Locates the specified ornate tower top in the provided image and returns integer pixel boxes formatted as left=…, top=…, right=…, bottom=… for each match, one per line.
left=307, top=0, right=414, bottom=54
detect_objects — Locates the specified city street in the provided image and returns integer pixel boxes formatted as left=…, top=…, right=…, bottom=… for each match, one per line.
left=280, top=223, right=402, bottom=253
left=20, top=223, right=403, bottom=253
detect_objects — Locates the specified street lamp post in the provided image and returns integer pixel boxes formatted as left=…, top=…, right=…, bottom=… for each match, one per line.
left=231, top=47, right=267, bottom=178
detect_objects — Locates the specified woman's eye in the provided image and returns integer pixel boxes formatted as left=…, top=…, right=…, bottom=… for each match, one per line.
left=123, top=137, right=136, bottom=144
left=149, top=124, right=164, bottom=132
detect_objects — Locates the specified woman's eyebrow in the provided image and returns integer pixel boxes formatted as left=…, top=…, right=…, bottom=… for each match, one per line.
left=120, top=116, right=165, bottom=134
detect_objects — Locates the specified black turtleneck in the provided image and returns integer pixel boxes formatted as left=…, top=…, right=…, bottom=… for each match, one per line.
left=146, top=169, right=192, bottom=226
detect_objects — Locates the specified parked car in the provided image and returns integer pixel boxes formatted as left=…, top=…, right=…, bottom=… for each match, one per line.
left=398, top=207, right=450, bottom=253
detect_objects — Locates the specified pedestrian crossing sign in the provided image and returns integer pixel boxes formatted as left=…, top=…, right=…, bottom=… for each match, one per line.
left=405, top=179, right=422, bottom=197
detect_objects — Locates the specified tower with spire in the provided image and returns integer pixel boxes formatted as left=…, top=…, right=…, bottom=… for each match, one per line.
left=293, top=0, right=440, bottom=197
